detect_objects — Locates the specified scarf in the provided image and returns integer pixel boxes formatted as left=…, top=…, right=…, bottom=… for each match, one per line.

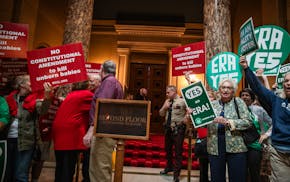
left=6, top=90, right=43, bottom=116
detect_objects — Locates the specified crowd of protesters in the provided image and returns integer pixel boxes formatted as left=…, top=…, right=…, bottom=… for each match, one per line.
left=0, top=56, right=289, bottom=182
left=179, top=56, right=289, bottom=182
left=0, top=60, right=118, bottom=182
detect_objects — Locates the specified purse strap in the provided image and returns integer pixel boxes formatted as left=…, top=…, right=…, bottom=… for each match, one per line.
left=233, top=97, right=240, bottom=119
left=234, top=98, right=257, bottom=128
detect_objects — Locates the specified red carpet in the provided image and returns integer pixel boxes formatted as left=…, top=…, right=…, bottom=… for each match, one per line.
left=124, top=134, right=199, bottom=169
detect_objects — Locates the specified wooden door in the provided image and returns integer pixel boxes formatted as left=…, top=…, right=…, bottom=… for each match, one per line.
left=129, top=63, right=167, bottom=134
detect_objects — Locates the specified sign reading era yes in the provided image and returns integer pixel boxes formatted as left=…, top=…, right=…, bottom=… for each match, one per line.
left=171, top=41, right=205, bottom=76
left=0, top=22, right=28, bottom=58
left=27, top=43, right=87, bottom=92
left=206, top=52, right=242, bottom=91
left=245, top=25, right=290, bottom=74
left=181, top=81, right=216, bottom=128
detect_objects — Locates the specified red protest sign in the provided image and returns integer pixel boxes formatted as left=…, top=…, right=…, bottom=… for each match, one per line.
left=0, top=22, right=28, bottom=58
left=171, top=41, right=205, bottom=76
left=0, top=58, right=28, bottom=96
left=85, top=63, right=102, bottom=74
left=1, top=58, right=28, bottom=77
left=27, top=43, right=87, bottom=92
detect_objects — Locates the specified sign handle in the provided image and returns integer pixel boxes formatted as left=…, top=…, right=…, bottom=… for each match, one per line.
left=187, top=127, right=193, bottom=182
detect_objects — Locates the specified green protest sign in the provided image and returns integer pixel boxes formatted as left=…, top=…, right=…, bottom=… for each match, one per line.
left=245, top=25, right=290, bottom=75
left=181, top=81, right=216, bottom=128
left=0, top=141, right=7, bottom=182
left=239, top=17, right=259, bottom=56
left=264, top=67, right=280, bottom=75
left=206, top=52, right=243, bottom=91
left=276, top=63, right=290, bottom=89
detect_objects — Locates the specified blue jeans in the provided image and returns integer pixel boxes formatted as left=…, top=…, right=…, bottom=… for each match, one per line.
left=15, top=149, right=34, bottom=182
left=209, top=135, right=247, bottom=182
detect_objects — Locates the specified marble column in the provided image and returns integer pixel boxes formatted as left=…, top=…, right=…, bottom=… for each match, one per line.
left=63, top=0, right=94, bottom=60
left=204, top=0, right=232, bottom=62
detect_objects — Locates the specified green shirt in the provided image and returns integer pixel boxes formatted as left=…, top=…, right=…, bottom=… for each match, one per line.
left=247, top=111, right=270, bottom=151
left=0, top=96, right=10, bottom=125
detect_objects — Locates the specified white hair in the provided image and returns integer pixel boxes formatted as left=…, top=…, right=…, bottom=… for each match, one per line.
left=88, top=73, right=101, bottom=81
left=14, top=75, right=30, bottom=90
left=218, top=78, right=237, bottom=92
left=284, top=72, right=290, bottom=80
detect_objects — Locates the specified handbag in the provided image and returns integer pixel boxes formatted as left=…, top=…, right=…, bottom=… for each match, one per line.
left=234, top=98, right=260, bottom=145
left=241, top=124, right=260, bottom=145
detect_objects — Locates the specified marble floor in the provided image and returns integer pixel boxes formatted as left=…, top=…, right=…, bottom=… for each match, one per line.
left=38, top=162, right=201, bottom=182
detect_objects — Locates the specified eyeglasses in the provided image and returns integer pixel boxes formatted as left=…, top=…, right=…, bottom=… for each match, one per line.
left=220, top=86, right=234, bottom=90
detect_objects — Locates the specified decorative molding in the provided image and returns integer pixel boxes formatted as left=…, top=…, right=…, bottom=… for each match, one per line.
left=182, top=34, right=204, bottom=39
left=117, top=41, right=181, bottom=53
left=91, top=21, right=204, bottom=39
left=117, top=47, right=130, bottom=54
left=91, top=25, right=116, bottom=35
left=91, top=21, right=204, bottom=52
left=184, top=23, right=204, bottom=29
left=130, top=47, right=168, bottom=53
left=91, top=20, right=116, bottom=35
left=114, top=24, right=186, bottom=37
left=117, top=41, right=180, bottom=47
left=92, top=20, right=116, bottom=25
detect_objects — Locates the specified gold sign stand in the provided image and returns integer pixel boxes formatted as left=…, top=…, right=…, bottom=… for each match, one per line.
left=114, top=139, right=125, bottom=182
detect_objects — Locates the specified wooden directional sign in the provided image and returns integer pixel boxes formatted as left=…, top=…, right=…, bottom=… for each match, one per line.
left=94, top=99, right=151, bottom=140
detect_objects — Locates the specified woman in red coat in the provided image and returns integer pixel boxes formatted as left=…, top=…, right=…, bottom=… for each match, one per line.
left=52, top=81, right=93, bottom=182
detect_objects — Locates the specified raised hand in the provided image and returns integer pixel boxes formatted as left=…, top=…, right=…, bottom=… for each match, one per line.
left=184, top=71, right=191, bottom=84
left=43, top=82, right=53, bottom=99
left=256, top=69, right=264, bottom=76
left=239, top=56, right=249, bottom=69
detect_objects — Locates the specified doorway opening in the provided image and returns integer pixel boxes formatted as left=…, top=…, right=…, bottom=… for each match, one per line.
left=128, top=62, right=168, bottom=134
